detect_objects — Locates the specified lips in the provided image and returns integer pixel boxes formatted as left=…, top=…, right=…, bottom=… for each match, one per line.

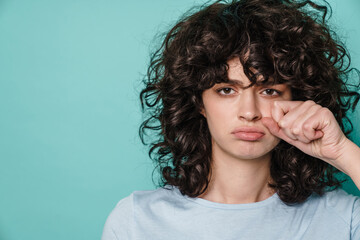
left=231, top=127, right=265, bottom=141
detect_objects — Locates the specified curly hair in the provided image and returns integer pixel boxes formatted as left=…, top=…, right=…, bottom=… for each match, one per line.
left=139, top=0, right=360, bottom=205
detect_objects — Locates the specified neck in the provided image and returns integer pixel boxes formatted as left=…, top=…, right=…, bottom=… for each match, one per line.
left=199, top=146, right=275, bottom=204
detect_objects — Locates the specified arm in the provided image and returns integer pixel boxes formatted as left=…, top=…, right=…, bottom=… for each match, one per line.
left=336, top=139, right=360, bottom=190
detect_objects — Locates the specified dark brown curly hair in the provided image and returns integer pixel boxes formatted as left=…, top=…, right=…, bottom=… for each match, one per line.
left=139, top=0, right=360, bottom=205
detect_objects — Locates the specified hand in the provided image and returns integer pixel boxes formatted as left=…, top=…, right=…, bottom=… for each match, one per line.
left=262, top=100, right=349, bottom=172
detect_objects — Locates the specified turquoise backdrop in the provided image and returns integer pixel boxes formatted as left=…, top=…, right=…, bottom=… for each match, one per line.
left=0, top=0, right=359, bottom=239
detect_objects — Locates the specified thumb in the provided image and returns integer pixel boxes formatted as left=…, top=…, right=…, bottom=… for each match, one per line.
left=262, top=117, right=297, bottom=146
left=262, top=117, right=281, bottom=137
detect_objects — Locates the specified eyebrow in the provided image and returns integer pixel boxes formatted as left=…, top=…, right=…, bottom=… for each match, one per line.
left=225, top=79, right=246, bottom=87
left=225, top=78, right=283, bottom=88
left=224, top=79, right=256, bottom=89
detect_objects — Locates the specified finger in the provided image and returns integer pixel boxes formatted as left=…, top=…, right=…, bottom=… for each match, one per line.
left=290, top=103, right=322, bottom=143
left=272, top=101, right=303, bottom=140
left=275, top=100, right=318, bottom=141
left=292, top=128, right=311, bottom=143
left=280, top=124, right=298, bottom=141
left=271, top=100, right=303, bottom=123
left=262, top=117, right=297, bottom=144
left=262, top=117, right=311, bottom=151
left=302, top=114, right=325, bottom=141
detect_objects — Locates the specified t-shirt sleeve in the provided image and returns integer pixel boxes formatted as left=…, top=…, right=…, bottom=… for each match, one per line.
left=351, top=196, right=360, bottom=239
left=101, top=194, right=134, bottom=240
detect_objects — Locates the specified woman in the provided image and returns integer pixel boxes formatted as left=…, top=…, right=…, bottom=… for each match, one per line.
left=102, top=0, right=360, bottom=239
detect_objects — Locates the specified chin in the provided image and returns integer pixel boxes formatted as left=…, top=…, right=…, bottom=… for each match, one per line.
left=231, top=143, right=276, bottom=160
left=233, top=152, right=272, bottom=160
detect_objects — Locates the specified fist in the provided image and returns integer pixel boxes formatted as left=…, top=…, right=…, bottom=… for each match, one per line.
left=262, top=100, right=348, bottom=168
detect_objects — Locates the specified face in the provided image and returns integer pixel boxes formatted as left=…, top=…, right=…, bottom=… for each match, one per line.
left=201, top=58, right=292, bottom=161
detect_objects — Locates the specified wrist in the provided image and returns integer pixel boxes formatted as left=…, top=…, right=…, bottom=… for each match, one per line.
left=335, top=138, right=360, bottom=177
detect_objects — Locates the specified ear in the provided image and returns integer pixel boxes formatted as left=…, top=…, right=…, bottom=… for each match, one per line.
left=200, top=108, right=206, bottom=118
left=195, top=95, right=206, bottom=118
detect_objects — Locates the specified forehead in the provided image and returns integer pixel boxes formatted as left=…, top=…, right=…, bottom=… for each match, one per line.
left=227, top=58, right=249, bottom=86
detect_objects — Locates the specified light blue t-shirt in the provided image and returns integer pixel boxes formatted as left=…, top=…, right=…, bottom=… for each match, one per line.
left=102, top=186, right=360, bottom=239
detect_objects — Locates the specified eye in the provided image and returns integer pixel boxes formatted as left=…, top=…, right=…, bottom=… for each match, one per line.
left=216, top=87, right=236, bottom=95
left=261, top=88, right=281, bottom=96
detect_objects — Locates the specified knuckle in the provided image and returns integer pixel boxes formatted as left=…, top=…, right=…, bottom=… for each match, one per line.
left=303, top=123, right=312, bottom=131
left=279, top=120, right=287, bottom=128
left=310, top=103, right=322, bottom=110
left=273, top=100, right=280, bottom=108
left=319, top=107, right=332, bottom=117
left=305, top=100, right=316, bottom=105
left=292, top=128, right=300, bottom=135
left=320, top=107, right=330, bottom=113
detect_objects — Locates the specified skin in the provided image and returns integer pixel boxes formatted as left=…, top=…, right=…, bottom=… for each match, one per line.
left=199, top=57, right=360, bottom=204
left=262, top=99, right=360, bottom=186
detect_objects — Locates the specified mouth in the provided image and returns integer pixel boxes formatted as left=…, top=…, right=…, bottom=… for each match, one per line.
left=231, top=127, right=265, bottom=141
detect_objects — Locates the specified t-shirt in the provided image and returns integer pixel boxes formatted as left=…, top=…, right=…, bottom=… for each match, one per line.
left=101, top=186, right=360, bottom=240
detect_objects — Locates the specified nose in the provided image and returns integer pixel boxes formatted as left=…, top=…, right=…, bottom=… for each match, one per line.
left=237, top=89, right=261, bottom=121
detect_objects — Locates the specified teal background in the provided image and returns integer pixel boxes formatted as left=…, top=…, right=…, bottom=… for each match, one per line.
left=0, top=0, right=359, bottom=239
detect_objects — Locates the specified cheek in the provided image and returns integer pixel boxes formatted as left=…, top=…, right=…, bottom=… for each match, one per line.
left=258, top=101, right=273, bottom=118
left=205, top=104, right=228, bottom=126
left=203, top=102, right=234, bottom=134
left=203, top=95, right=230, bottom=118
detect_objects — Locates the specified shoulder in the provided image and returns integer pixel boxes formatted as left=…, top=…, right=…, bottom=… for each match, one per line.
left=310, top=188, right=360, bottom=226
left=101, top=193, right=134, bottom=240
left=322, top=188, right=359, bottom=208
left=101, top=186, right=179, bottom=240
left=320, top=188, right=360, bottom=238
left=132, top=185, right=180, bottom=206
left=312, top=188, right=359, bottom=211
left=320, top=188, right=359, bottom=214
